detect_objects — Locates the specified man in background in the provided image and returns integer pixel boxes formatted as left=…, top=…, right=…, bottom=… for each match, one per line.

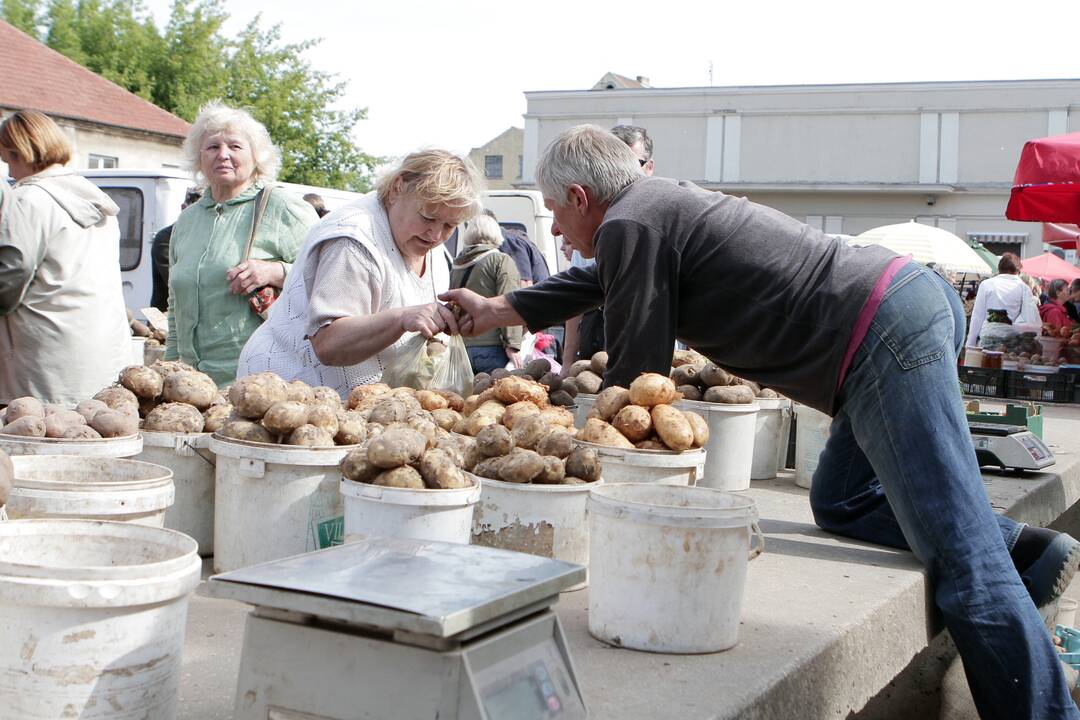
left=485, top=209, right=549, bottom=288
left=150, top=187, right=201, bottom=311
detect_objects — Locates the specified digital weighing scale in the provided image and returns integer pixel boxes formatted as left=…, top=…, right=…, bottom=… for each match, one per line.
left=969, top=422, right=1055, bottom=471
left=208, top=536, right=588, bottom=720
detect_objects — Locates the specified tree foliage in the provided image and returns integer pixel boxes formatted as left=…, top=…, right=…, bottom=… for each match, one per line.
left=2, top=0, right=378, bottom=191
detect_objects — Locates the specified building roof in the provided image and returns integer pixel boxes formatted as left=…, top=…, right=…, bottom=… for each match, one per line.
left=0, top=19, right=189, bottom=139
left=591, top=72, right=651, bottom=90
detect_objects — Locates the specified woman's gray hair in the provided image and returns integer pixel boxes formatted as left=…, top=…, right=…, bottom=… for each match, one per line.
left=182, top=100, right=281, bottom=185
left=462, top=214, right=503, bottom=247
left=1049, top=278, right=1069, bottom=300
left=535, top=124, right=644, bottom=205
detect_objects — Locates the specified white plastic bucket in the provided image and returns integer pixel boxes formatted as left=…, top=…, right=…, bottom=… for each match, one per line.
left=573, top=393, right=597, bottom=426
left=675, top=399, right=760, bottom=491
left=587, top=483, right=764, bottom=653
left=572, top=439, right=704, bottom=486
left=750, top=397, right=793, bottom=481
left=472, top=477, right=601, bottom=590
left=130, top=336, right=148, bottom=366
left=341, top=475, right=480, bottom=545
left=138, top=431, right=215, bottom=557
left=209, top=435, right=351, bottom=573
left=794, top=404, right=832, bottom=489
left=0, top=432, right=142, bottom=458
left=0, top=519, right=201, bottom=719
left=7, top=455, right=175, bottom=527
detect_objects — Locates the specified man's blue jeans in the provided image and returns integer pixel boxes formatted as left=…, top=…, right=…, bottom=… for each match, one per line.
left=809, top=262, right=1077, bottom=719
left=466, top=345, right=510, bottom=375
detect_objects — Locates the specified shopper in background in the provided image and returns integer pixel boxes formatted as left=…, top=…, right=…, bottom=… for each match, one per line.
left=150, top=187, right=201, bottom=312
left=1039, top=278, right=1072, bottom=327
left=966, top=252, right=1041, bottom=347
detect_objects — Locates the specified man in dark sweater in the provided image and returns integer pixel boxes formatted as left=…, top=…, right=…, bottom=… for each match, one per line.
left=443, top=125, right=1080, bottom=719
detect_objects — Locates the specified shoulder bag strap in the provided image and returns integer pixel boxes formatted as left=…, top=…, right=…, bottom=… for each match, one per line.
left=243, top=184, right=277, bottom=260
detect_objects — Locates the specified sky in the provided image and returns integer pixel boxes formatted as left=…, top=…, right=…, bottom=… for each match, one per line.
left=144, top=0, right=1080, bottom=160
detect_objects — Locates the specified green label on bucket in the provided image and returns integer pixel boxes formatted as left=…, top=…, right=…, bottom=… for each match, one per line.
left=316, top=516, right=344, bottom=549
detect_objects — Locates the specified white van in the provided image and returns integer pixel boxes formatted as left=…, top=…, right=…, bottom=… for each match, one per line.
left=482, top=190, right=563, bottom=275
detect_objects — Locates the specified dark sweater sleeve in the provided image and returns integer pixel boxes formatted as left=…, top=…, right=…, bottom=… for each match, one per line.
left=506, top=265, right=604, bottom=330
left=596, top=220, right=680, bottom=388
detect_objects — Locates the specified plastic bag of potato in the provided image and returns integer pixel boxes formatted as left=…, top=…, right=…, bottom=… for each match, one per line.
left=381, top=333, right=474, bottom=398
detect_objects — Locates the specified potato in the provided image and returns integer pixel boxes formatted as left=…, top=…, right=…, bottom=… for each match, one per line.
left=651, top=404, right=694, bottom=451
left=473, top=400, right=506, bottom=423
left=130, top=319, right=151, bottom=337
left=89, top=409, right=138, bottom=438
left=143, top=403, right=205, bottom=433
left=138, top=397, right=158, bottom=419
left=430, top=408, right=461, bottom=432
left=306, top=404, right=340, bottom=436
left=677, top=384, right=703, bottom=402
left=75, top=399, right=109, bottom=423
left=261, top=401, right=309, bottom=436
left=210, top=393, right=229, bottom=407
left=476, top=387, right=499, bottom=406
left=538, top=372, right=562, bottom=392
left=335, top=410, right=367, bottom=446
left=628, top=373, right=679, bottom=408
left=462, top=443, right=484, bottom=471
left=562, top=477, right=590, bottom=485
left=4, top=397, right=43, bottom=425
left=473, top=376, right=493, bottom=395
left=405, top=416, right=439, bottom=449
left=285, top=380, right=315, bottom=404
left=565, top=446, right=601, bottom=482
left=41, top=403, right=65, bottom=417
left=435, top=390, right=465, bottom=412
left=203, top=404, right=234, bottom=433
left=119, top=366, right=163, bottom=400
left=703, top=385, right=756, bottom=404
left=229, top=373, right=289, bottom=419
left=698, top=363, right=732, bottom=387
left=369, top=399, right=407, bottom=426
left=472, top=455, right=505, bottom=479
left=163, top=371, right=217, bottom=410
left=568, top=360, right=592, bottom=378
left=548, top=390, right=575, bottom=407
left=464, top=413, right=498, bottom=437
left=534, top=455, right=566, bottom=485
left=498, top=449, right=545, bottom=484
left=347, top=383, right=391, bottom=410
left=511, top=415, right=550, bottom=451
left=367, top=428, right=427, bottom=468
left=373, top=465, right=424, bottom=489
left=560, top=378, right=579, bottom=397
left=574, top=370, right=603, bottom=395
left=461, top=394, right=484, bottom=417
left=536, top=431, right=574, bottom=459
left=672, top=349, right=707, bottom=367
left=612, top=405, right=653, bottom=443
left=63, top=425, right=102, bottom=440
left=671, top=364, right=703, bottom=388
left=43, top=410, right=87, bottom=439
left=419, top=449, right=471, bottom=489
left=476, top=424, right=513, bottom=458
left=287, top=424, right=336, bottom=447
left=759, top=388, right=779, bottom=399
left=148, top=359, right=194, bottom=379
left=93, top=387, right=138, bottom=414
left=1, top=416, right=46, bottom=437
left=735, top=378, right=761, bottom=395
left=579, top=418, right=634, bottom=449
left=524, top=357, right=552, bottom=380
left=593, top=385, right=630, bottom=421
left=538, top=406, right=575, bottom=428
left=415, top=390, right=448, bottom=412
left=502, top=401, right=541, bottom=430
left=683, top=410, right=709, bottom=448
left=219, top=419, right=276, bottom=444
left=341, top=445, right=380, bottom=483
left=635, top=439, right=667, bottom=451
left=311, top=386, right=343, bottom=408
left=590, top=351, right=608, bottom=375
left=493, top=376, right=548, bottom=407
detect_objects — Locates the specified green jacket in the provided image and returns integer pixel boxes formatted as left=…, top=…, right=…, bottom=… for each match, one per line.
left=165, top=182, right=317, bottom=385
left=450, top=245, right=522, bottom=350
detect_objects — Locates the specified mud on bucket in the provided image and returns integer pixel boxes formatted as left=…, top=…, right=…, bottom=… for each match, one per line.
left=587, top=483, right=764, bottom=654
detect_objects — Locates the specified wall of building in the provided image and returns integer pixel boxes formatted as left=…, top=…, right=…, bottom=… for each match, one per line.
left=468, top=127, right=524, bottom=190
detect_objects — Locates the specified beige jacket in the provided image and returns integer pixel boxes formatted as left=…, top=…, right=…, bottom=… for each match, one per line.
left=0, top=167, right=130, bottom=405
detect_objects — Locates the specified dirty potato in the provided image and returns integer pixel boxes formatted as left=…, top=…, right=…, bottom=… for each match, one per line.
left=287, top=424, right=336, bottom=447
left=511, top=415, right=550, bottom=451
left=593, top=385, right=631, bottom=421
left=430, top=408, right=462, bottom=432
left=536, top=430, right=574, bottom=459
left=285, top=380, right=315, bottom=404
left=367, top=428, right=427, bottom=468
left=524, top=357, right=552, bottom=380
left=63, top=425, right=102, bottom=440
left=261, top=401, right=309, bottom=436
left=574, top=370, right=603, bottom=395
left=565, top=446, right=601, bottom=482
left=498, top=449, right=545, bottom=484
left=472, top=456, right=506, bottom=479
left=373, top=465, right=425, bottom=489
left=670, top=364, right=703, bottom=388
left=502, top=401, right=541, bottom=430
left=579, top=418, right=634, bottom=449
left=219, top=419, right=276, bottom=444
left=162, top=371, right=218, bottom=410
left=628, top=373, right=679, bottom=408
left=75, top=399, right=110, bottom=423
left=533, top=456, right=566, bottom=485
left=590, top=351, right=608, bottom=375
left=229, top=373, right=289, bottom=419
left=539, top=406, right=576, bottom=428
left=310, top=386, right=343, bottom=408
left=1, top=416, right=46, bottom=437
left=683, top=411, right=709, bottom=448
left=476, top=424, right=513, bottom=458
left=43, top=410, right=87, bottom=439
left=89, top=409, right=139, bottom=438
left=635, top=439, right=667, bottom=451
left=119, top=366, right=164, bottom=400
left=415, top=390, right=448, bottom=412
left=93, top=386, right=140, bottom=416
left=698, top=363, right=732, bottom=387
left=464, top=412, right=498, bottom=437
left=144, top=403, right=205, bottom=433
left=759, top=388, right=779, bottom=399
left=560, top=378, right=579, bottom=397
left=203, top=405, right=234, bottom=433
left=493, top=376, right=548, bottom=407
left=473, top=400, right=507, bottom=423
left=335, top=410, right=367, bottom=446
left=651, top=404, right=694, bottom=451
left=405, top=416, right=439, bottom=449
left=546, top=390, right=575, bottom=408
left=340, top=444, right=379, bottom=483
left=568, top=360, right=592, bottom=378
left=369, top=398, right=407, bottom=426
left=703, top=385, right=756, bottom=404
left=148, top=359, right=194, bottom=379
left=677, top=385, right=703, bottom=402
left=347, top=383, right=391, bottom=410
left=612, top=405, right=653, bottom=443
left=306, top=404, right=340, bottom=437
left=419, top=449, right=471, bottom=489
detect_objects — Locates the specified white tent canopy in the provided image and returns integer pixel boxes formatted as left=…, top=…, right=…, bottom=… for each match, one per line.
left=850, top=221, right=993, bottom=276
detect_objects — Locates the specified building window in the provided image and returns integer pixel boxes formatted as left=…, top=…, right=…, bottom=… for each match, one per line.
left=485, top=155, right=503, bottom=179
left=102, top=188, right=144, bottom=271
left=88, top=154, right=118, bottom=169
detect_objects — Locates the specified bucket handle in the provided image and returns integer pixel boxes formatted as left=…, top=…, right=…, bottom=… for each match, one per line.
left=749, top=520, right=765, bottom=560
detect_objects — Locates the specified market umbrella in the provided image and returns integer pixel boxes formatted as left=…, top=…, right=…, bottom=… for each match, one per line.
left=1043, top=222, right=1080, bottom=251
left=1020, top=252, right=1080, bottom=282
left=852, top=221, right=993, bottom=275
left=1006, top=132, right=1080, bottom=223
left=968, top=240, right=999, bottom=270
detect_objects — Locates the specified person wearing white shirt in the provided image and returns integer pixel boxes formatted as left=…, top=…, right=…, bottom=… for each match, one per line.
left=967, top=252, right=1041, bottom=348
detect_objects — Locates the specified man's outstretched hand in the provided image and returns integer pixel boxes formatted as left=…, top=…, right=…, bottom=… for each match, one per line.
left=439, top=288, right=524, bottom=337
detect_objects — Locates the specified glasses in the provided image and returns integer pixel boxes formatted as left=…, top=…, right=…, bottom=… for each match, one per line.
left=638, top=158, right=649, bottom=167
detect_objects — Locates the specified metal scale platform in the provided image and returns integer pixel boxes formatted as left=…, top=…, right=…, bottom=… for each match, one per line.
left=969, top=422, right=1055, bottom=471
left=208, top=536, right=588, bottom=720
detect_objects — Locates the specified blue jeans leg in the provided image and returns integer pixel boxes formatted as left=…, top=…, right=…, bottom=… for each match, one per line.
left=809, top=262, right=1076, bottom=719
left=467, top=345, right=509, bottom=375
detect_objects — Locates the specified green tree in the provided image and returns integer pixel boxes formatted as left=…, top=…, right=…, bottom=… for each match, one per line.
left=2, top=0, right=42, bottom=36
left=44, top=0, right=85, bottom=64
left=150, top=0, right=228, bottom=120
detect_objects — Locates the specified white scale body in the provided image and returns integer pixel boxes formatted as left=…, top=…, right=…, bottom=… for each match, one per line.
left=208, top=536, right=588, bottom=720
left=969, top=422, right=1055, bottom=471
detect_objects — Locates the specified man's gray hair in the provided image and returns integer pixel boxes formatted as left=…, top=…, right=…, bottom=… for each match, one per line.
left=611, top=124, right=653, bottom=161
left=535, top=124, right=644, bottom=205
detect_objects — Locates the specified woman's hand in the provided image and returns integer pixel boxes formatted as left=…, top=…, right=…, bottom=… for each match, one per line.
left=226, top=259, right=285, bottom=295
left=399, top=303, right=460, bottom=339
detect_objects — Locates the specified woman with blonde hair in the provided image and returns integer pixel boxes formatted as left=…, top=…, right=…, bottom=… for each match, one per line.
left=237, top=149, right=483, bottom=396
left=449, top=213, right=521, bottom=373
left=0, top=110, right=130, bottom=405
left=165, top=101, right=318, bottom=385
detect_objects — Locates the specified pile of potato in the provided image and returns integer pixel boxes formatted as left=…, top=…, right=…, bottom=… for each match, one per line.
left=561, top=351, right=608, bottom=396
left=473, top=356, right=576, bottom=407
left=580, top=373, right=709, bottom=452
left=670, top=362, right=780, bottom=404
left=127, top=309, right=166, bottom=346
left=0, top=391, right=140, bottom=440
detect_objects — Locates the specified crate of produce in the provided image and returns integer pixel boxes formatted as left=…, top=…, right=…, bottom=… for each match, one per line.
left=958, top=367, right=1006, bottom=398
left=1006, top=370, right=1075, bottom=403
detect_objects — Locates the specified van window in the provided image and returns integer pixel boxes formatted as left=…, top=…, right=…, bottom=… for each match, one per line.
left=102, top=188, right=144, bottom=271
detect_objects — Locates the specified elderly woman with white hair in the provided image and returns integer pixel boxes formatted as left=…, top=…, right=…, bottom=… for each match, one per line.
left=237, top=149, right=483, bottom=396
left=449, top=213, right=522, bottom=373
left=165, top=101, right=318, bottom=385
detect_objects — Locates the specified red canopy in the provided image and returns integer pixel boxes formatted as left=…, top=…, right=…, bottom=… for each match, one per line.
left=1021, top=252, right=1080, bottom=281
left=1044, top=222, right=1080, bottom=250
left=1006, top=132, right=1080, bottom=223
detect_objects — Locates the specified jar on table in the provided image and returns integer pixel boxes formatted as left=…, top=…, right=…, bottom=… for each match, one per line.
left=982, top=351, right=1003, bottom=370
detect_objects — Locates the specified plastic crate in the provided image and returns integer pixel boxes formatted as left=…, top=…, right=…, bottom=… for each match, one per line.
left=958, top=367, right=1006, bottom=398
left=1005, top=370, right=1075, bottom=403
left=1057, top=625, right=1080, bottom=669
